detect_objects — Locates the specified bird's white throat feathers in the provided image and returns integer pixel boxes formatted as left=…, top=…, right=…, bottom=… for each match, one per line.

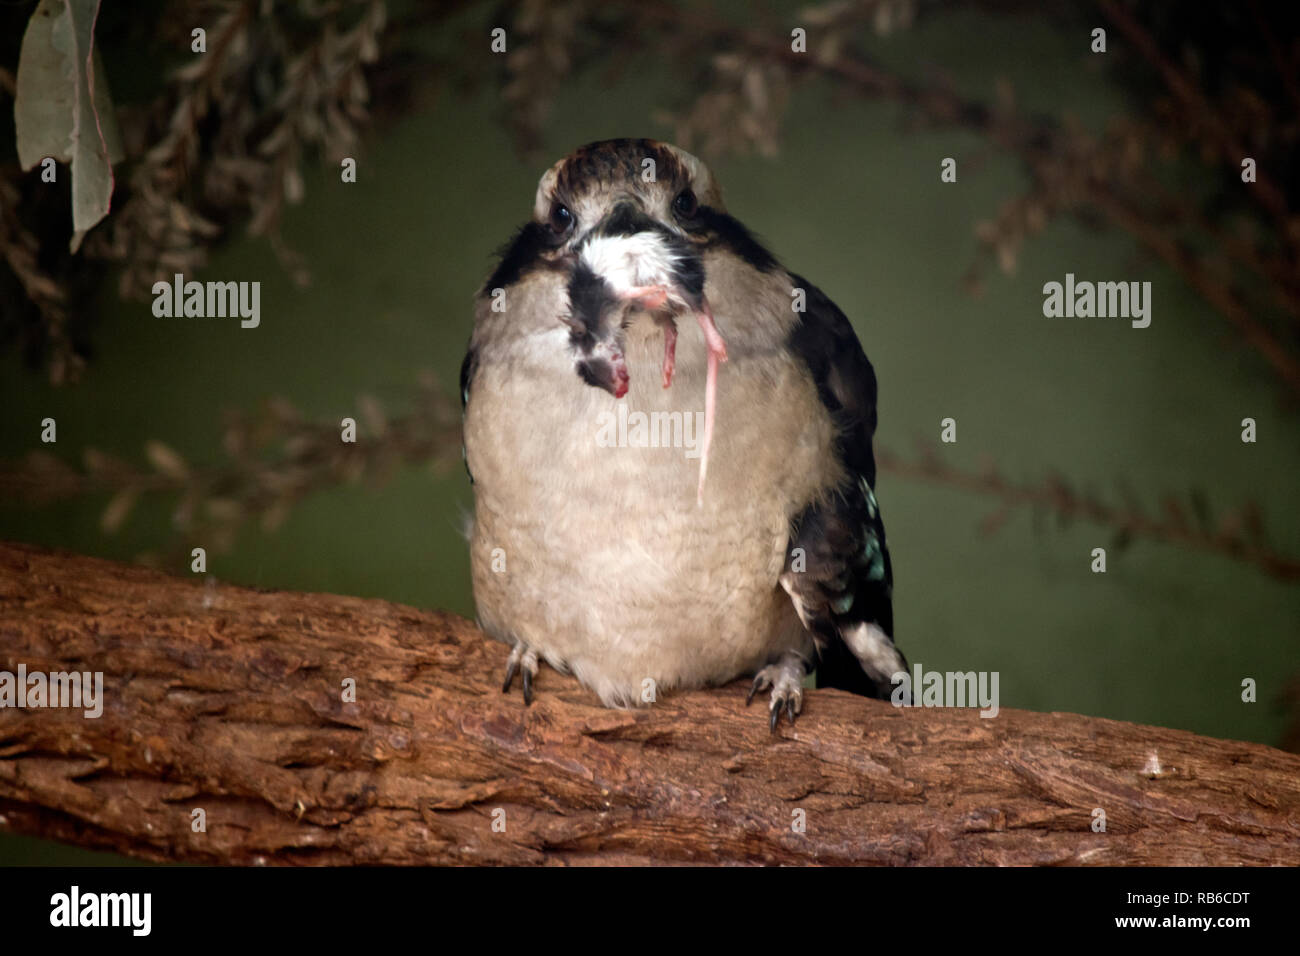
left=578, top=233, right=690, bottom=301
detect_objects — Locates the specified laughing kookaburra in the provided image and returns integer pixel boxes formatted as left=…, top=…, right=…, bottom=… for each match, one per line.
left=460, top=138, right=906, bottom=730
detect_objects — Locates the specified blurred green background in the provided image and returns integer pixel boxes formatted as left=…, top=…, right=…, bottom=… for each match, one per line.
left=1, top=3, right=1297, bottom=863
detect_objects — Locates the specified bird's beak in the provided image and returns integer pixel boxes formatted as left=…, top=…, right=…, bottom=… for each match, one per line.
left=594, top=199, right=664, bottom=239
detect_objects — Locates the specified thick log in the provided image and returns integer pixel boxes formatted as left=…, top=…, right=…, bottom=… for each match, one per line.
left=0, top=540, right=1296, bottom=865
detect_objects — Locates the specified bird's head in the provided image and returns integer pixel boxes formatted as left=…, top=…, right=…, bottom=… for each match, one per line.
left=532, top=138, right=726, bottom=253
left=536, top=140, right=718, bottom=399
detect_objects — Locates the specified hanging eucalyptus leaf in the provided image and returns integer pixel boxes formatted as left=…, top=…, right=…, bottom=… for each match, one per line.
left=14, top=0, right=123, bottom=252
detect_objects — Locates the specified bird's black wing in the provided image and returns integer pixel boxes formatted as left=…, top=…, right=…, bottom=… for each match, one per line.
left=458, top=346, right=478, bottom=485
left=782, top=273, right=904, bottom=699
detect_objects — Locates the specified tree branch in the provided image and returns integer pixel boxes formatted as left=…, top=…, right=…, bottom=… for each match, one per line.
left=878, top=444, right=1300, bottom=584
left=0, top=540, right=1296, bottom=865
left=1097, top=0, right=1295, bottom=236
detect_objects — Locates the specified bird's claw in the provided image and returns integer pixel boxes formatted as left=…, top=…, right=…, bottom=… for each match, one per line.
left=501, top=641, right=540, bottom=705
left=747, top=656, right=806, bottom=732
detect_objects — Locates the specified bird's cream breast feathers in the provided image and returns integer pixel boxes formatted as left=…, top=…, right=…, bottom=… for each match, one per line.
left=464, top=257, right=842, bottom=705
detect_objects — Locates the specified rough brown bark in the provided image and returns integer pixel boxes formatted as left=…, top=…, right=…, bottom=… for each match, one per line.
left=0, top=540, right=1296, bottom=866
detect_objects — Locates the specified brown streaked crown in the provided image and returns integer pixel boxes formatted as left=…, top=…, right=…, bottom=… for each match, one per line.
left=531, top=138, right=725, bottom=230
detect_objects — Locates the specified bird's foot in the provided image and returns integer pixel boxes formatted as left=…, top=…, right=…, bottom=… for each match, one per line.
left=501, top=640, right=541, bottom=705
left=747, top=653, right=807, bottom=732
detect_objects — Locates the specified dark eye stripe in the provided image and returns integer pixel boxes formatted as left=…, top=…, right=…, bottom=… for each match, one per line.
left=482, top=221, right=551, bottom=291
left=695, top=206, right=778, bottom=272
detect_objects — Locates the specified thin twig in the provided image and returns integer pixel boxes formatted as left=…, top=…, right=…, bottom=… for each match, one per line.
left=878, top=444, right=1300, bottom=583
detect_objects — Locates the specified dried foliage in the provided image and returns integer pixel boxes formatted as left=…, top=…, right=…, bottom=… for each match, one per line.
left=3, top=1, right=1297, bottom=383
left=91, top=0, right=387, bottom=295
left=0, top=0, right=393, bottom=377
left=627, top=0, right=1300, bottom=399
left=0, top=374, right=462, bottom=565
left=878, top=442, right=1300, bottom=583
left=0, top=164, right=80, bottom=383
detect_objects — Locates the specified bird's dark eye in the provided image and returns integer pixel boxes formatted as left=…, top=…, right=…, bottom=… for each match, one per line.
left=549, top=202, right=574, bottom=236
left=673, top=189, right=698, bottom=218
